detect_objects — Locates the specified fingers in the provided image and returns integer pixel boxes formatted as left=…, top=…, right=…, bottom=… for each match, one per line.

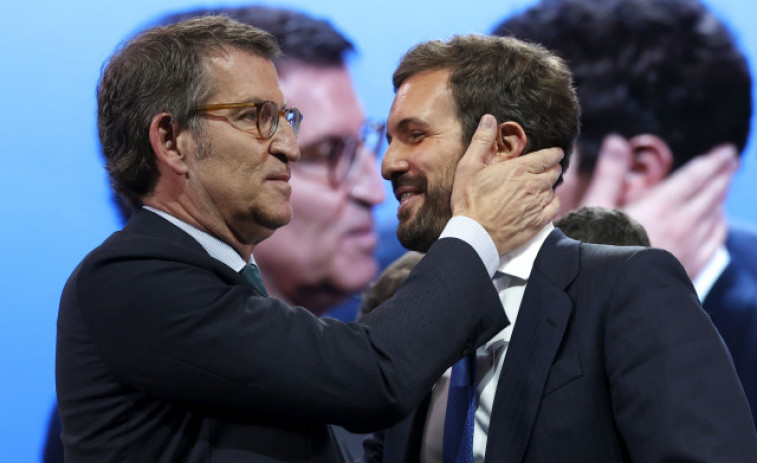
left=459, top=114, right=499, bottom=168
left=496, top=146, right=564, bottom=172
left=628, top=143, right=736, bottom=235
left=580, top=134, right=633, bottom=208
left=451, top=115, right=500, bottom=216
left=655, top=144, right=738, bottom=202
left=677, top=160, right=732, bottom=221
left=498, top=147, right=563, bottom=189
left=677, top=206, right=727, bottom=279
left=452, top=116, right=565, bottom=255
left=540, top=193, right=561, bottom=226
left=625, top=145, right=736, bottom=279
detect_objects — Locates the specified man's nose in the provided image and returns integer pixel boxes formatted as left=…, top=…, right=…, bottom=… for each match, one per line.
left=271, top=120, right=300, bottom=163
left=381, top=142, right=410, bottom=181
left=349, top=149, right=385, bottom=205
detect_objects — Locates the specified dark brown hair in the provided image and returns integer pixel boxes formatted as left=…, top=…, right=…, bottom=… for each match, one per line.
left=393, top=34, right=580, bottom=180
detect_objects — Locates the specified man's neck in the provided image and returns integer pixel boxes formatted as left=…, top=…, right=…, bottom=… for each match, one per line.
left=142, top=198, right=256, bottom=261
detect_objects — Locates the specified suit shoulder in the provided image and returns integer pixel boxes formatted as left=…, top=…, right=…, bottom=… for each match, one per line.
left=575, top=244, right=691, bottom=294
left=579, top=242, right=679, bottom=269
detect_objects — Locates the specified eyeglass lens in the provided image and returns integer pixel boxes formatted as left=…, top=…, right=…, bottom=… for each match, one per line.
left=255, top=101, right=302, bottom=138
left=296, top=121, right=385, bottom=186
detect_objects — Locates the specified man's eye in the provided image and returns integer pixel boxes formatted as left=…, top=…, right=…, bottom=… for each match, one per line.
left=238, top=109, right=258, bottom=122
left=407, top=131, right=425, bottom=142
left=300, top=140, right=338, bottom=162
left=301, top=139, right=348, bottom=170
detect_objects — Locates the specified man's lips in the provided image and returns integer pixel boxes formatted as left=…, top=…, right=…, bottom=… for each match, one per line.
left=392, top=175, right=426, bottom=204
left=344, top=221, right=378, bottom=248
left=393, top=185, right=425, bottom=215
left=394, top=185, right=422, bottom=203
left=267, top=171, right=291, bottom=182
left=266, top=172, right=292, bottom=197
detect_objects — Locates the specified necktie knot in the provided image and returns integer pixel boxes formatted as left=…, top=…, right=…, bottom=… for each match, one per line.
left=240, top=263, right=268, bottom=297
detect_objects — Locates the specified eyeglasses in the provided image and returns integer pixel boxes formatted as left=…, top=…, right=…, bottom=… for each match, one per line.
left=294, top=120, right=386, bottom=188
left=194, top=100, right=303, bottom=139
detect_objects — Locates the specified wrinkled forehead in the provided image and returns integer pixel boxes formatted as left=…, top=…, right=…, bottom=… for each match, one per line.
left=203, top=48, right=286, bottom=107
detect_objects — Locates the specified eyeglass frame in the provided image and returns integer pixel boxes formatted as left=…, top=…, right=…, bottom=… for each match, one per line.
left=194, top=100, right=303, bottom=139
left=294, top=120, right=386, bottom=188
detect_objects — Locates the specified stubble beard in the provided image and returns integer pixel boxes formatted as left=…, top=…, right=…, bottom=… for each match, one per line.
left=395, top=177, right=453, bottom=253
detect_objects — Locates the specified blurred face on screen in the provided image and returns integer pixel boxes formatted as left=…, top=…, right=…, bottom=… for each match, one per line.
left=253, top=62, right=385, bottom=315
left=554, top=146, right=592, bottom=218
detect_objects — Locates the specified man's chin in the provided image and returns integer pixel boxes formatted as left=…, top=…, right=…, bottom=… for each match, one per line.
left=397, top=226, right=435, bottom=253
left=396, top=203, right=450, bottom=252
left=250, top=212, right=292, bottom=244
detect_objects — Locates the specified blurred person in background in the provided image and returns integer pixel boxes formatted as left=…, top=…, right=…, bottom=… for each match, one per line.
left=555, top=206, right=650, bottom=246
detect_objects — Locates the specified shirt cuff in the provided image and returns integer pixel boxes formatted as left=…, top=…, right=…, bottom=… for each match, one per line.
left=439, top=216, right=499, bottom=277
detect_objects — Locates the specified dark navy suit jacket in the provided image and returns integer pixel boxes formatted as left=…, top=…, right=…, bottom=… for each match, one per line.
left=363, top=230, right=757, bottom=463
left=706, top=225, right=757, bottom=423
left=56, top=209, right=507, bottom=462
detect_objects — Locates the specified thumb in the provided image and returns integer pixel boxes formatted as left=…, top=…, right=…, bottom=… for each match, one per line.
left=459, top=114, right=498, bottom=169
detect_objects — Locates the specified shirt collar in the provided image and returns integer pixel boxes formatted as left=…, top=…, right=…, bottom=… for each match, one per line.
left=142, top=206, right=254, bottom=272
left=497, top=223, right=554, bottom=281
left=693, top=245, right=730, bottom=301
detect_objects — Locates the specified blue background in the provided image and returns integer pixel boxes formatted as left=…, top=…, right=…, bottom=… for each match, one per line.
left=2, top=0, right=756, bottom=460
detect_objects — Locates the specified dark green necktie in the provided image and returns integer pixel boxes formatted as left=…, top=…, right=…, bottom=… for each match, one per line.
left=240, top=263, right=268, bottom=297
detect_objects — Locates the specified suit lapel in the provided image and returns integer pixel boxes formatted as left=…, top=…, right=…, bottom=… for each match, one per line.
left=484, top=230, right=579, bottom=462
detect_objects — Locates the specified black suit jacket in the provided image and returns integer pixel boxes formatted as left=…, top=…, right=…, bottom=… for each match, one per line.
left=366, top=229, right=757, bottom=462
left=56, top=209, right=507, bottom=462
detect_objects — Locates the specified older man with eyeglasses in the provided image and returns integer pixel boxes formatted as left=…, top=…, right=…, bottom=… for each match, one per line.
left=160, top=6, right=387, bottom=320
left=46, top=8, right=385, bottom=461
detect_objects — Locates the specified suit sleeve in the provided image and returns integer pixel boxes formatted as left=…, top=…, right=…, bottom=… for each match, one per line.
left=604, top=248, right=757, bottom=461
left=67, top=237, right=507, bottom=432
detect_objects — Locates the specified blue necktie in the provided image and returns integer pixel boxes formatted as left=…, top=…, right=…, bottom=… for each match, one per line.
left=240, top=263, right=268, bottom=297
left=443, top=351, right=476, bottom=463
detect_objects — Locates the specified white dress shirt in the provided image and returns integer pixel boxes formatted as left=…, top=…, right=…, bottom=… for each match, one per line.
left=692, top=245, right=730, bottom=302
left=143, top=206, right=255, bottom=271
left=421, top=223, right=555, bottom=463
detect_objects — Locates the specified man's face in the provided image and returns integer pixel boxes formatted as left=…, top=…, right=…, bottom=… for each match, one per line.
left=253, top=63, right=385, bottom=314
left=183, top=48, right=299, bottom=246
left=382, top=69, right=466, bottom=252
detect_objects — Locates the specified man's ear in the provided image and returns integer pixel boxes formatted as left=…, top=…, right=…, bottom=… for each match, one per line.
left=149, top=112, right=188, bottom=175
left=621, top=134, right=673, bottom=203
left=495, top=121, right=527, bottom=160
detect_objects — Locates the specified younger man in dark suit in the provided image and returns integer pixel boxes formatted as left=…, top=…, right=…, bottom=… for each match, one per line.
left=366, top=33, right=757, bottom=462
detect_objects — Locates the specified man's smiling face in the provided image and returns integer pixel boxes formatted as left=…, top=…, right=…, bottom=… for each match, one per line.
left=382, top=68, right=467, bottom=252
